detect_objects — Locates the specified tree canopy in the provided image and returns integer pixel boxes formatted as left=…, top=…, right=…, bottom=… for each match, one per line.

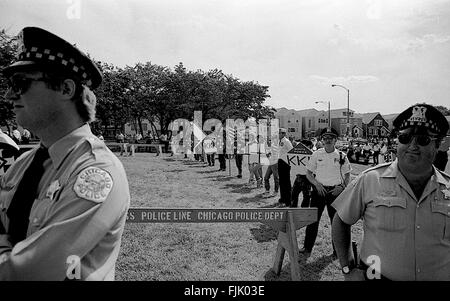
left=0, top=29, right=17, bottom=129
left=0, top=28, right=274, bottom=137
left=93, top=61, right=275, bottom=136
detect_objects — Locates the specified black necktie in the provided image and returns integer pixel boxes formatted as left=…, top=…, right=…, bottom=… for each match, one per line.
left=6, top=146, right=49, bottom=246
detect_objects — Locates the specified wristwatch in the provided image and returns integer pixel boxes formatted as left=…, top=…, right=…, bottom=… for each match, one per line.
left=342, top=266, right=351, bottom=274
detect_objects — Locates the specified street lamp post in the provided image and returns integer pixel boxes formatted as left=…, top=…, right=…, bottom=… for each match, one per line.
left=315, top=100, right=331, bottom=129
left=331, top=84, right=350, bottom=138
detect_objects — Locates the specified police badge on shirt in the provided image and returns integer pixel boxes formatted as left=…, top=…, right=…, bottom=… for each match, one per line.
left=74, top=167, right=113, bottom=202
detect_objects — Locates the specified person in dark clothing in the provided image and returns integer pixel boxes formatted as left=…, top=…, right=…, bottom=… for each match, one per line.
left=235, top=153, right=243, bottom=178
left=290, top=139, right=313, bottom=208
left=277, top=128, right=293, bottom=207
left=217, top=129, right=227, bottom=171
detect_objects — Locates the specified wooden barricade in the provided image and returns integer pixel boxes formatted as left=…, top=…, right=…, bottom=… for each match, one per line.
left=127, top=207, right=318, bottom=281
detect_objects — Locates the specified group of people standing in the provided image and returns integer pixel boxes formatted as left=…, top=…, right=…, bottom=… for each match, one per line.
left=347, top=141, right=395, bottom=165
left=1, top=127, right=32, bottom=145
left=207, top=112, right=450, bottom=281
left=269, top=127, right=352, bottom=259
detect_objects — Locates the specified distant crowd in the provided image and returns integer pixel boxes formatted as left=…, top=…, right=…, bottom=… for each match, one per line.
left=1, top=127, right=32, bottom=145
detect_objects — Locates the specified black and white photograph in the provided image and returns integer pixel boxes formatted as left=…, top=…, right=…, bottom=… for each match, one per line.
left=0, top=0, right=449, bottom=287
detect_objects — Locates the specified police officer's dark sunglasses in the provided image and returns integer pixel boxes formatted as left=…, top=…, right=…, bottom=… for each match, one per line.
left=6, top=76, right=46, bottom=95
left=397, top=133, right=438, bottom=146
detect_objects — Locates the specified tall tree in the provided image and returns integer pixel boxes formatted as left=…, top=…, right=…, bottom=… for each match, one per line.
left=89, top=61, right=276, bottom=137
left=0, top=29, right=18, bottom=130
left=95, top=62, right=132, bottom=135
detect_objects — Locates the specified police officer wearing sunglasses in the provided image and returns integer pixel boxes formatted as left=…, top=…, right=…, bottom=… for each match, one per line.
left=332, top=104, right=450, bottom=280
left=0, top=27, right=130, bottom=280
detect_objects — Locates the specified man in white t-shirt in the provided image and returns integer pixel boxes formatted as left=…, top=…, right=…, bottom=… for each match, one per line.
left=247, top=134, right=265, bottom=188
left=299, top=127, right=352, bottom=257
left=277, top=128, right=293, bottom=207
left=262, top=138, right=279, bottom=197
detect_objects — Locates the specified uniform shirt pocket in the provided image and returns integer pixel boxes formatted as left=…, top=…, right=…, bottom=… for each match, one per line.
left=27, top=197, right=54, bottom=236
left=317, top=158, right=326, bottom=168
left=373, top=197, right=407, bottom=232
left=431, top=201, right=450, bottom=242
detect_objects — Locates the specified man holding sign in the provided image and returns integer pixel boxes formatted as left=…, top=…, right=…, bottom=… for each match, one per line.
left=290, top=139, right=314, bottom=208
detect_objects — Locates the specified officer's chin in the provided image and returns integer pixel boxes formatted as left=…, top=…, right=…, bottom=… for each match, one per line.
left=400, top=154, right=422, bottom=167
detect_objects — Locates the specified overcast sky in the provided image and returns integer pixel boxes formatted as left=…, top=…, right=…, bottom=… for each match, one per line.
left=1, top=0, right=449, bottom=115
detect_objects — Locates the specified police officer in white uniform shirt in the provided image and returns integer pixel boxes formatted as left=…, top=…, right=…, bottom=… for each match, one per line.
left=277, top=128, right=293, bottom=207
left=300, top=127, right=351, bottom=256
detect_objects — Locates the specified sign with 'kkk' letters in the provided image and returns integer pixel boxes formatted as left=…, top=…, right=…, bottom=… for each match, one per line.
left=284, top=142, right=313, bottom=175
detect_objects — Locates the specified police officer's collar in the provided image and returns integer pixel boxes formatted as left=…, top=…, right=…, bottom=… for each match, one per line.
left=380, top=159, right=399, bottom=178
left=318, top=147, right=338, bottom=154
left=381, top=159, right=448, bottom=185
left=48, top=123, right=92, bottom=170
left=434, top=167, right=449, bottom=186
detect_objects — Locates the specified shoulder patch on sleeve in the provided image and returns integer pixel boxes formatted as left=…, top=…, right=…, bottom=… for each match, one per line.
left=74, top=167, right=113, bottom=202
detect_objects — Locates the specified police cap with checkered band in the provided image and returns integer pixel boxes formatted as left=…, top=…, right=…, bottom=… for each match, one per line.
left=320, top=127, right=339, bottom=138
left=393, top=104, right=449, bottom=137
left=1, top=27, right=102, bottom=89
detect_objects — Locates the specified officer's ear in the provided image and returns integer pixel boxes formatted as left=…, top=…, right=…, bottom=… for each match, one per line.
left=61, top=79, right=77, bottom=99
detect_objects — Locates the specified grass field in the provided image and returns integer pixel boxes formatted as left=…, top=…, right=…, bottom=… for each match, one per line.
left=115, top=153, right=369, bottom=281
